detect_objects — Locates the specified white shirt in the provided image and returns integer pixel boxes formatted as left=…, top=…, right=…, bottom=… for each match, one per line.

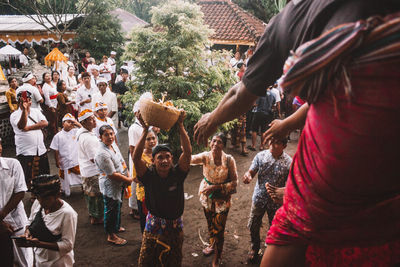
left=0, top=157, right=28, bottom=230
left=271, top=88, right=281, bottom=103
left=16, top=83, right=43, bottom=109
left=19, top=54, right=29, bottom=66
left=28, top=200, right=77, bottom=267
left=94, top=116, right=117, bottom=138
left=107, top=57, right=116, bottom=74
left=50, top=128, right=80, bottom=170
left=99, top=63, right=112, bottom=81
left=10, top=108, right=47, bottom=156
left=42, top=83, right=58, bottom=109
left=230, top=58, right=242, bottom=68
left=76, top=85, right=99, bottom=112
left=92, top=90, right=118, bottom=124
left=66, top=75, right=78, bottom=92
left=128, top=121, right=144, bottom=175
left=77, top=128, right=100, bottom=177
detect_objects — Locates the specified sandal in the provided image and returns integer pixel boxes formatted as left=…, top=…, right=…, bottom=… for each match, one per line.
left=240, top=151, right=249, bottom=156
left=107, top=238, right=127, bottom=246
left=202, top=246, right=214, bottom=257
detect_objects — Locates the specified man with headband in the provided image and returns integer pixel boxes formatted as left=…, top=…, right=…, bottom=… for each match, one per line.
left=76, top=109, right=103, bottom=225
left=16, top=72, right=43, bottom=109
left=10, top=90, right=49, bottom=188
left=134, top=111, right=191, bottom=267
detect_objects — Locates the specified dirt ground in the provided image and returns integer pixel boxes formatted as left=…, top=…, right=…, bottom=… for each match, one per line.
left=5, top=127, right=299, bottom=267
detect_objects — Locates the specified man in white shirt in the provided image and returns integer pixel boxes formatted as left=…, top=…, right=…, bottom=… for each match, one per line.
left=50, top=114, right=82, bottom=197
left=76, top=72, right=99, bottom=112
left=19, top=48, right=30, bottom=67
left=108, top=51, right=117, bottom=83
left=76, top=109, right=103, bottom=225
left=10, top=90, right=49, bottom=188
left=0, top=138, right=33, bottom=267
left=16, top=72, right=43, bottom=110
left=90, top=65, right=100, bottom=89
left=270, top=84, right=282, bottom=118
left=92, top=78, right=118, bottom=126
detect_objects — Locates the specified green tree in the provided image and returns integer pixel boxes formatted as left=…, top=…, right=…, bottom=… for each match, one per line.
left=74, top=2, right=124, bottom=60
left=232, top=0, right=278, bottom=22
left=122, top=0, right=237, bottom=152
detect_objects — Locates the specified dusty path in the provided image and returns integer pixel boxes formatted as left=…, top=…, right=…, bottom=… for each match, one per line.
left=4, top=127, right=299, bottom=266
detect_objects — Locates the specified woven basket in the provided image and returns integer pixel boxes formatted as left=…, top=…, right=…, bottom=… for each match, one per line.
left=140, top=99, right=181, bottom=130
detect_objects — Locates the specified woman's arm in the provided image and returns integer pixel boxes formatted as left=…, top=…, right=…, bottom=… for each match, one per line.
left=190, top=152, right=205, bottom=165
left=221, top=156, right=238, bottom=194
left=108, top=172, right=132, bottom=184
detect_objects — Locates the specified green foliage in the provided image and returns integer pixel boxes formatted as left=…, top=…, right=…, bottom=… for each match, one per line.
left=74, top=2, right=124, bottom=60
left=232, top=0, right=278, bottom=22
left=121, top=0, right=237, bottom=153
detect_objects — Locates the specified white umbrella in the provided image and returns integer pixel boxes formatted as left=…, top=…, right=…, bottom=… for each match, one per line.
left=0, top=45, right=22, bottom=74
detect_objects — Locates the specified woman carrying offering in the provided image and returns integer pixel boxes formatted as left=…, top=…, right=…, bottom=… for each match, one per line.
left=95, top=125, right=132, bottom=246
left=16, top=174, right=78, bottom=266
left=191, top=133, right=238, bottom=267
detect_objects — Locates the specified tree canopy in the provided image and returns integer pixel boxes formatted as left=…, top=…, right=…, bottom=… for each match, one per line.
left=122, top=0, right=237, bottom=152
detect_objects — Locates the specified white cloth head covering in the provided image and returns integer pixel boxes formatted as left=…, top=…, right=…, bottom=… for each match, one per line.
left=96, top=77, right=108, bottom=85
left=110, top=51, right=117, bottom=55
left=64, top=53, right=69, bottom=58
left=62, top=113, right=75, bottom=122
left=22, top=72, right=34, bottom=83
left=78, top=109, right=94, bottom=122
left=90, top=64, right=100, bottom=71
left=94, top=102, right=108, bottom=111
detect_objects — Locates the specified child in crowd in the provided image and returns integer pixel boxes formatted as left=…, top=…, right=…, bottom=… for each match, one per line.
left=93, top=102, right=117, bottom=139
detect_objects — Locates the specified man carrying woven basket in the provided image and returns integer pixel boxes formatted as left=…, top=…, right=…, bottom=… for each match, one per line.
left=133, top=110, right=191, bottom=267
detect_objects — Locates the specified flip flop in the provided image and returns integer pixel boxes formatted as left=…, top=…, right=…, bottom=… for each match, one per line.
left=202, top=246, right=214, bottom=257
left=107, top=238, right=127, bottom=246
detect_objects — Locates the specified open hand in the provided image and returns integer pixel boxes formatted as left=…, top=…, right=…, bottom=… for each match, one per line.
left=262, top=119, right=288, bottom=145
left=194, top=113, right=217, bottom=146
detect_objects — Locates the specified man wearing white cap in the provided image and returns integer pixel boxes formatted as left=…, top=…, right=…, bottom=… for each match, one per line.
left=10, top=90, right=49, bottom=188
left=50, top=113, right=82, bottom=197
left=90, top=65, right=101, bottom=89
left=108, top=51, right=117, bottom=84
left=92, top=78, right=118, bottom=126
left=93, top=102, right=117, bottom=139
left=76, top=72, right=99, bottom=112
left=16, top=72, right=43, bottom=109
left=76, top=109, right=103, bottom=225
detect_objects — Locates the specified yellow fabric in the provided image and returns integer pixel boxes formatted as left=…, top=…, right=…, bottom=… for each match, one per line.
left=5, top=88, right=18, bottom=112
left=134, top=153, right=152, bottom=201
left=0, top=65, right=5, bottom=81
left=44, top=47, right=67, bottom=67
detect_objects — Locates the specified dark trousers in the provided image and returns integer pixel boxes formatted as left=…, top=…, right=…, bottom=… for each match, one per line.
left=17, top=153, right=50, bottom=188
left=103, top=196, right=121, bottom=234
left=137, top=199, right=147, bottom=233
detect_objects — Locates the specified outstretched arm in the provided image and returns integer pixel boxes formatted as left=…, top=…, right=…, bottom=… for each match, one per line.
left=194, top=82, right=258, bottom=146
left=133, top=113, right=149, bottom=178
left=177, top=111, right=192, bottom=172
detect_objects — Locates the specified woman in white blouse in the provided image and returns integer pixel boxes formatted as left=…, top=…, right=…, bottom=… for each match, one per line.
left=16, top=174, right=77, bottom=267
left=41, top=72, right=58, bottom=136
left=66, top=66, right=78, bottom=93
left=99, top=56, right=112, bottom=82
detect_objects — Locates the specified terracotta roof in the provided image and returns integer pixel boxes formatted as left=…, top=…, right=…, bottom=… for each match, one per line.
left=198, top=0, right=266, bottom=45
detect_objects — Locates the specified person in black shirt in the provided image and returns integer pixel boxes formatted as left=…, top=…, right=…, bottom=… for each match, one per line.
left=112, top=68, right=129, bottom=128
left=133, top=110, right=191, bottom=267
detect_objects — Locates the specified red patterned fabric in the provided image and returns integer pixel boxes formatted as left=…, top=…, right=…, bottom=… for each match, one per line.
left=266, top=60, right=400, bottom=264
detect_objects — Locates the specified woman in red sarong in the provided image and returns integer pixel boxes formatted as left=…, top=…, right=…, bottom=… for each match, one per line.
left=261, top=14, right=400, bottom=266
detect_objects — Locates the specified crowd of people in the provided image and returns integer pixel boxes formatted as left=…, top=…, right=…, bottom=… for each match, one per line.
left=1, top=46, right=292, bottom=267
left=1, top=1, right=400, bottom=266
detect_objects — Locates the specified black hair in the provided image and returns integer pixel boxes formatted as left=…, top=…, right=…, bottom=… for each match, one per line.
left=56, top=80, right=65, bottom=92
left=99, top=124, right=114, bottom=137
left=67, top=65, right=75, bottom=72
left=8, top=77, right=16, bottom=84
left=31, top=174, right=61, bottom=197
left=212, top=132, right=227, bottom=147
left=152, top=144, right=172, bottom=158
left=41, top=72, right=50, bottom=87
left=52, top=70, right=60, bottom=81
left=81, top=71, right=90, bottom=79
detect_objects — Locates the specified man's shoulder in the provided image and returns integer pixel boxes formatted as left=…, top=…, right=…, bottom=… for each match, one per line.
left=0, top=157, right=21, bottom=168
